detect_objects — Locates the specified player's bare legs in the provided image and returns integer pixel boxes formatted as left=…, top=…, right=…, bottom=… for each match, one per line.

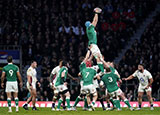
left=88, top=92, right=97, bottom=111
left=52, top=92, right=58, bottom=110
left=136, top=92, right=144, bottom=110
left=13, top=92, right=19, bottom=112
left=64, top=91, right=71, bottom=110
left=6, top=92, right=12, bottom=112
left=118, top=92, right=133, bottom=110
left=31, top=89, right=37, bottom=108
left=146, top=91, right=154, bottom=110
left=26, top=96, right=32, bottom=104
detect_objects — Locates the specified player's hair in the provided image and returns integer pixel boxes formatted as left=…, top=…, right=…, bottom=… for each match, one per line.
left=7, top=56, right=13, bottom=63
left=62, top=60, right=67, bottom=66
left=31, top=60, right=36, bottom=64
left=138, top=63, right=145, bottom=68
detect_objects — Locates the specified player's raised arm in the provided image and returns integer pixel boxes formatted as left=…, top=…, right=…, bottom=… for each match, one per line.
left=1, top=71, right=6, bottom=88
left=83, top=50, right=91, bottom=63
left=91, top=7, right=102, bottom=27
left=91, top=13, right=98, bottom=27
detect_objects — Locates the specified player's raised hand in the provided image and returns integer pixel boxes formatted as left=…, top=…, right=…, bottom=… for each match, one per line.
left=94, top=7, right=102, bottom=13
left=1, top=83, right=4, bottom=88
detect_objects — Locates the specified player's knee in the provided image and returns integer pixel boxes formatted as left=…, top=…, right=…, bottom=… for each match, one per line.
left=138, top=95, right=142, bottom=98
left=147, top=94, right=151, bottom=98
left=93, top=92, right=97, bottom=97
left=66, top=96, right=70, bottom=100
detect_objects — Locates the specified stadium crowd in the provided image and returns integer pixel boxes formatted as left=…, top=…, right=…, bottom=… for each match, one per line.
left=0, top=0, right=159, bottom=101
left=119, top=13, right=160, bottom=100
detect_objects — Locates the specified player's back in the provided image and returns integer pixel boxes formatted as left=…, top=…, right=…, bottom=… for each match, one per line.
left=55, top=66, right=68, bottom=86
left=3, top=64, right=18, bottom=81
left=86, top=25, right=97, bottom=46
left=81, top=67, right=96, bottom=86
left=102, top=72, right=119, bottom=93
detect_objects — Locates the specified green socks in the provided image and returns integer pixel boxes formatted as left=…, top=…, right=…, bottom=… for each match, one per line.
left=15, top=97, right=19, bottom=107
left=124, top=99, right=131, bottom=108
left=84, top=97, right=88, bottom=108
left=73, top=96, right=81, bottom=107
left=110, top=98, right=115, bottom=107
left=113, top=100, right=121, bottom=109
left=98, top=62, right=104, bottom=72
left=66, top=97, right=71, bottom=108
left=57, top=99, right=63, bottom=109
left=7, top=98, right=11, bottom=107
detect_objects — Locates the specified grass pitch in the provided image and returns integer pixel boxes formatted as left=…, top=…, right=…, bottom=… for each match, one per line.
left=0, top=107, right=160, bottom=115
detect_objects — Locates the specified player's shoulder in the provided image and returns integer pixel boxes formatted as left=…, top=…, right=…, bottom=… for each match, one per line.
left=27, top=66, right=33, bottom=72
left=53, top=66, right=60, bottom=70
left=134, top=70, right=139, bottom=74
left=12, top=64, right=18, bottom=68
left=63, top=66, right=68, bottom=70
left=144, top=69, right=151, bottom=75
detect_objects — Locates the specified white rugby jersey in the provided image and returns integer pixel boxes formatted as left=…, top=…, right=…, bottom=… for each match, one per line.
left=132, top=69, right=152, bottom=88
left=27, top=66, right=37, bottom=83
left=91, top=65, right=99, bottom=88
left=51, top=66, right=60, bottom=84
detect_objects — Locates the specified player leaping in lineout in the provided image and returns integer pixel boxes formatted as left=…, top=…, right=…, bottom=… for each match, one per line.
left=85, top=7, right=104, bottom=73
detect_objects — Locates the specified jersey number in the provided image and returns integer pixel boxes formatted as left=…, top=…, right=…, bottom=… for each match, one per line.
left=9, top=70, right=13, bottom=77
left=108, top=77, right=113, bottom=82
left=85, top=72, right=89, bottom=78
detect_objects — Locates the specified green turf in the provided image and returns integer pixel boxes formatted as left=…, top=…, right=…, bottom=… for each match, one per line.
left=0, top=107, right=159, bottom=115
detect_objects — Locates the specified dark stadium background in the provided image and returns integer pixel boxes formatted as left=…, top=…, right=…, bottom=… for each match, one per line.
left=0, top=0, right=160, bottom=102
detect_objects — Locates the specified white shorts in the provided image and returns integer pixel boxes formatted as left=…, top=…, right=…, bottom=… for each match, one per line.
left=93, top=80, right=99, bottom=89
left=5, top=81, right=18, bottom=92
left=108, top=88, right=122, bottom=98
left=81, top=84, right=96, bottom=95
left=54, top=85, right=68, bottom=94
left=90, top=44, right=102, bottom=59
left=138, top=86, right=152, bottom=92
left=27, top=82, right=36, bottom=92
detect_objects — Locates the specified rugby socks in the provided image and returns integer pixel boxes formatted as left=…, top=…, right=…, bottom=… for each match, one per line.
left=7, top=98, right=11, bottom=110
left=84, top=97, right=88, bottom=108
left=97, top=62, right=104, bottom=73
left=113, top=100, right=121, bottom=109
left=92, top=101, right=95, bottom=106
left=66, top=97, right=71, bottom=108
left=138, top=104, right=141, bottom=108
left=57, top=99, right=63, bottom=109
left=100, top=99, right=105, bottom=108
left=116, top=100, right=121, bottom=109
left=73, top=96, right=81, bottom=107
left=15, top=97, right=19, bottom=108
left=107, top=102, right=110, bottom=108
left=151, top=104, right=153, bottom=107
left=62, top=100, right=66, bottom=109
left=52, top=102, right=55, bottom=108
left=124, top=99, right=131, bottom=108
left=110, top=98, right=115, bottom=107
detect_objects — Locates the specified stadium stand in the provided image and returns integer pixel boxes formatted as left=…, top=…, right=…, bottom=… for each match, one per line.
left=0, top=0, right=159, bottom=101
